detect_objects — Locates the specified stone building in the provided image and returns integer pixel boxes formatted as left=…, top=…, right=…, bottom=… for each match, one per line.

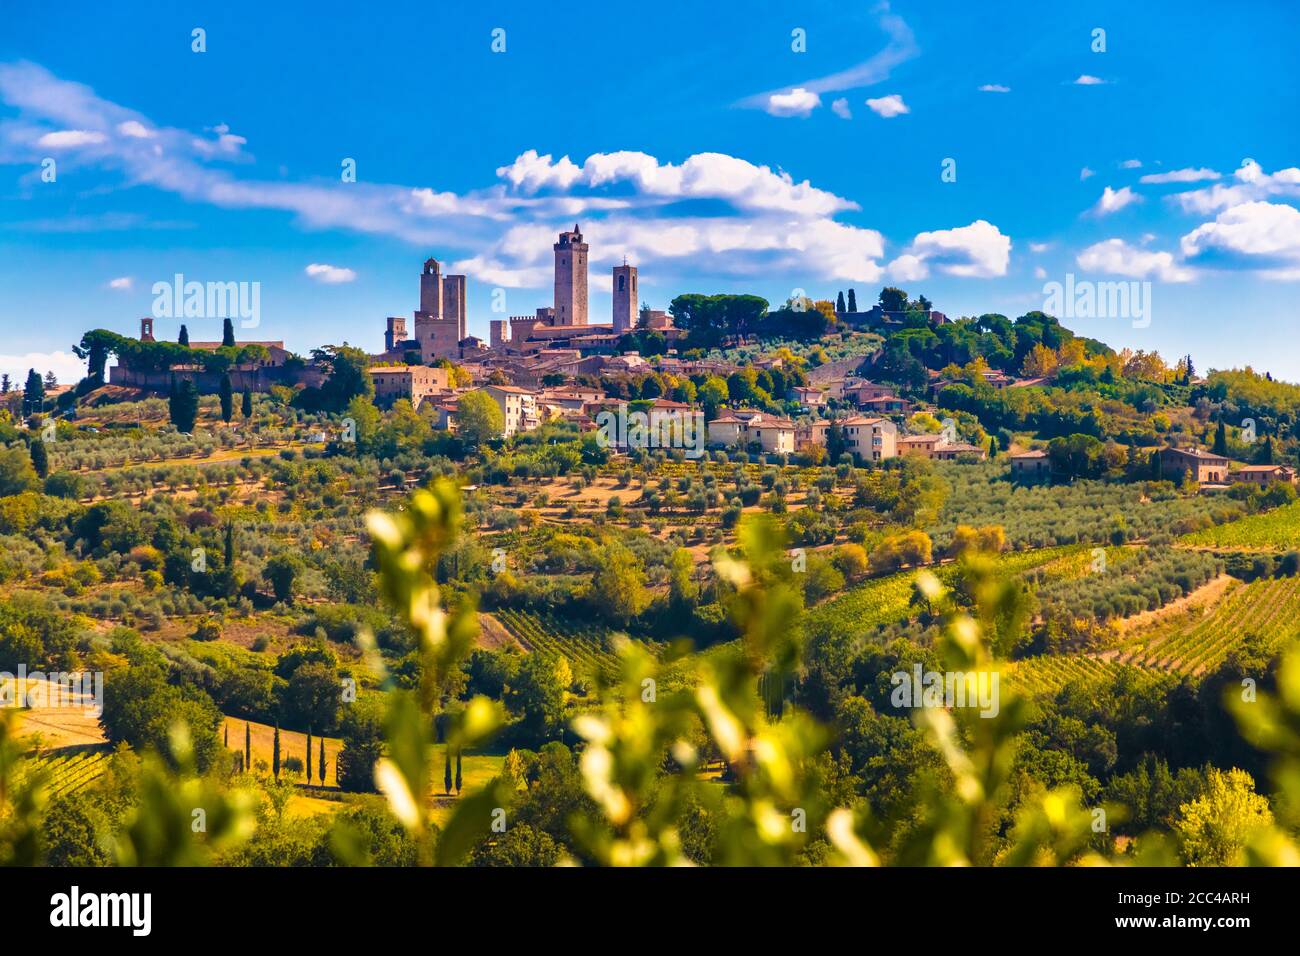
left=368, top=365, right=450, bottom=409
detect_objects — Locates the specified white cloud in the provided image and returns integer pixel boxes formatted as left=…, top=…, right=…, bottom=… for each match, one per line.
left=1033, top=266, right=1047, bottom=279
left=1180, top=201, right=1300, bottom=278
left=0, top=350, right=87, bottom=387
left=1080, top=167, right=1095, bottom=181
left=1028, top=242, right=1052, bottom=253
left=865, top=94, right=909, bottom=118
left=107, top=276, right=133, bottom=291
left=1140, top=167, right=1220, bottom=185
left=1074, top=74, right=1107, bottom=85
left=1173, top=160, right=1300, bottom=214
left=886, top=254, right=927, bottom=281
left=978, top=84, right=1010, bottom=93
left=1089, top=185, right=1142, bottom=216
left=116, top=120, right=152, bottom=139
left=741, top=7, right=918, bottom=111
left=305, top=263, right=357, bottom=284
left=497, top=149, right=857, bottom=217
left=37, top=129, right=106, bottom=148
left=1076, top=238, right=1194, bottom=282
left=765, top=88, right=821, bottom=118
left=1120, top=159, right=1142, bottom=169
left=894, top=220, right=1012, bottom=279
left=830, top=97, right=852, bottom=120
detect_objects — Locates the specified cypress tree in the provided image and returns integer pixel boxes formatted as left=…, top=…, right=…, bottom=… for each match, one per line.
left=1260, top=435, right=1275, bottom=465
left=168, top=377, right=199, bottom=433
left=224, top=522, right=235, bottom=567
left=444, top=749, right=452, bottom=795
left=23, top=368, right=44, bottom=417
left=318, top=737, right=327, bottom=787
left=241, top=388, right=252, bottom=418
left=219, top=372, right=234, bottom=422
left=222, top=317, right=236, bottom=348
left=455, top=750, right=462, bottom=794
left=835, top=291, right=846, bottom=313
left=273, top=722, right=281, bottom=781
left=245, top=722, right=251, bottom=772
left=1213, top=419, right=1228, bottom=456
left=306, top=727, right=313, bottom=785
left=224, top=723, right=229, bottom=748
left=847, top=288, right=858, bottom=312
left=29, top=438, right=48, bottom=479
left=178, top=324, right=189, bottom=346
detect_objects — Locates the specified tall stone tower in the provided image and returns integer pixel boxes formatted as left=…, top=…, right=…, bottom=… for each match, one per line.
left=441, top=274, right=467, bottom=342
left=384, top=316, right=408, bottom=352
left=419, top=257, right=444, bottom=316
left=410, top=256, right=470, bottom=361
left=612, top=262, right=637, bottom=334
left=553, top=224, right=588, bottom=326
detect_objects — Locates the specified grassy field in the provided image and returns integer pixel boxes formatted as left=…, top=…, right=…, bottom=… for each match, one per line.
left=7, top=676, right=108, bottom=748
left=222, top=716, right=343, bottom=788
left=1180, top=499, right=1300, bottom=551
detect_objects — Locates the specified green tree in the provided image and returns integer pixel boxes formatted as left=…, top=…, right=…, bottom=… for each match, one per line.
left=879, top=287, right=910, bottom=312
left=319, top=736, right=327, bottom=786
left=22, top=368, right=44, bottom=417
left=241, top=388, right=252, bottom=418
left=456, top=390, right=505, bottom=448
left=1213, top=418, right=1228, bottom=456
left=1174, top=768, right=1273, bottom=866
left=444, top=749, right=453, bottom=795
left=847, top=288, right=858, bottom=312
left=591, top=542, right=650, bottom=625
left=306, top=727, right=313, bottom=785
left=263, top=553, right=302, bottom=604
left=28, top=438, right=48, bottom=479
left=273, top=721, right=281, bottom=781
left=219, top=372, right=234, bottom=422
left=455, top=750, right=462, bottom=794
left=222, top=317, right=236, bottom=348
left=245, top=721, right=251, bottom=773
left=178, top=324, right=189, bottom=346
left=168, top=377, right=199, bottom=433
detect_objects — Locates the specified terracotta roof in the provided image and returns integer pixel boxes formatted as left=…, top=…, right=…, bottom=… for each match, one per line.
left=1010, top=449, right=1049, bottom=459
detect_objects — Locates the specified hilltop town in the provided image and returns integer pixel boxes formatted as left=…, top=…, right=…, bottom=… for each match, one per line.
left=14, top=221, right=1286, bottom=490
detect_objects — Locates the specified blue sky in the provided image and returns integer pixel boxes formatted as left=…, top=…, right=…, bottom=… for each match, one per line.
left=2, top=0, right=1299, bottom=384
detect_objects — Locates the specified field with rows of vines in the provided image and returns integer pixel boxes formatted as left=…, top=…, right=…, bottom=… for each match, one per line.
left=493, top=608, right=659, bottom=675
left=1113, top=575, right=1300, bottom=674
left=1180, top=499, right=1300, bottom=551
left=28, top=745, right=112, bottom=797
left=1003, top=656, right=1169, bottom=697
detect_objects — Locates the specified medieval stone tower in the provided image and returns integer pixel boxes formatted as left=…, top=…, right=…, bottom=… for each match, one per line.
left=413, top=257, right=468, bottom=361
left=553, top=224, right=588, bottom=326
left=384, top=316, right=408, bottom=352
left=612, top=261, right=637, bottom=334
